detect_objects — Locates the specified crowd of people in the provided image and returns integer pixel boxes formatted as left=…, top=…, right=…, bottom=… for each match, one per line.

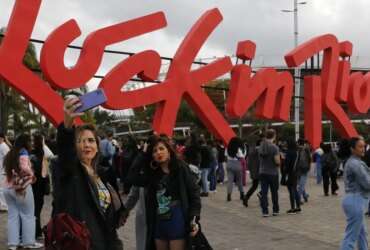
left=0, top=97, right=370, bottom=250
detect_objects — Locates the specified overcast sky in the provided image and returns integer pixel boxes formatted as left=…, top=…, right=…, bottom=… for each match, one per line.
left=1, top=0, right=370, bottom=92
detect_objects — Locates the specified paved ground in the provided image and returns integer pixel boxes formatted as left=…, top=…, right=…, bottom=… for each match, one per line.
left=0, top=174, right=368, bottom=250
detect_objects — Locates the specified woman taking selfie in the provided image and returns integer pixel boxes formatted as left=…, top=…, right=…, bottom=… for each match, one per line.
left=129, top=135, right=201, bottom=250
left=53, top=97, right=125, bottom=250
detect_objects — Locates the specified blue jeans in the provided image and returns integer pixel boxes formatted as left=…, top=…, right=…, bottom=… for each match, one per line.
left=260, top=174, right=279, bottom=214
left=200, top=168, right=210, bottom=193
left=217, top=162, right=225, bottom=183
left=298, top=174, right=309, bottom=202
left=316, top=163, right=322, bottom=184
left=209, top=162, right=217, bottom=191
left=3, top=185, right=36, bottom=246
left=341, top=193, right=368, bottom=250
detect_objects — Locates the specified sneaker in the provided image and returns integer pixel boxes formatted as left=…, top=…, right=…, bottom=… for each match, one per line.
left=22, top=242, right=43, bottom=249
left=200, top=192, right=209, bottom=197
left=272, top=212, right=280, bottom=216
left=8, top=246, right=17, bottom=250
left=294, top=208, right=302, bottom=213
left=286, top=209, right=296, bottom=215
left=303, top=195, right=309, bottom=202
left=262, top=213, right=270, bottom=217
left=242, top=198, right=248, bottom=208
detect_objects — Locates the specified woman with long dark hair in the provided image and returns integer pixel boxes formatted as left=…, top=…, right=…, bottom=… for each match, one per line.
left=3, top=134, right=43, bottom=249
left=226, top=137, right=245, bottom=202
left=340, top=137, right=370, bottom=250
left=128, top=135, right=201, bottom=250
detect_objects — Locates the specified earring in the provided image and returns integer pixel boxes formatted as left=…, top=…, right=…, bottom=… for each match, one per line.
left=150, top=160, right=158, bottom=170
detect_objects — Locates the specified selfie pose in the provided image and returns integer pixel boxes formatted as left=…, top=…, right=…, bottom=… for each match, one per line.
left=51, top=97, right=125, bottom=250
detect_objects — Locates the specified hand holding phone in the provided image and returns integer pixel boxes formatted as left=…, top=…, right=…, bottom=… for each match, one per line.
left=75, top=88, right=107, bottom=113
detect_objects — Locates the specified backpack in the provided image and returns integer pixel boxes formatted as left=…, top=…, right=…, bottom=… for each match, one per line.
left=297, top=149, right=311, bottom=174
left=44, top=213, right=91, bottom=250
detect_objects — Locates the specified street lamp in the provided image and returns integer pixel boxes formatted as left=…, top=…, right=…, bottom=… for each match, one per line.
left=281, top=0, right=307, bottom=141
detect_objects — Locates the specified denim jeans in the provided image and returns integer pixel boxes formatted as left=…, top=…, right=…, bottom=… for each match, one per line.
left=340, top=193, right=368, bottom=250
left=316, top=163, right=322, bottom=184
left=298, top=174, right=309, bottom=202
left=0, top=173, right=8, bottom=209
left=200, top=168, right=210, bottom=193
left=3, top=185, right=36, bottom=246
left=217, top=162, right=225, bottom=183
left=260, top=174, right=279, bottom=214
left=209, top=162, right=217, bottom=191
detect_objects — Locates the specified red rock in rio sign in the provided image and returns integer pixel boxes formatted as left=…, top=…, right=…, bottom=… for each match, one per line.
left=0, top=0, right=365, bottom=148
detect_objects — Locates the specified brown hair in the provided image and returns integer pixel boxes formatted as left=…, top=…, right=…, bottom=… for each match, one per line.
left=265, top=129, right=276, bottom=140
left=75, top=124, right=100, bottom=172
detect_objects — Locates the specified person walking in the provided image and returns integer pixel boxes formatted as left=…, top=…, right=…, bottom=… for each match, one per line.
left=226, top=137, right=245, bottom=202
left=321, top=144, right=339, bottom=196
left=296, top=139, right=312, bottom=204
left=313, top=145, right=324, bottom=184
left=199, top=139, right=213, bottom=197
left=340, top=137, right=370, bottom=250
left=99, top=130, right=118, bottom=192
left=208, top=140, right=218, bottom=193
left=258, top=129, right=281, bottom=217
left=243, top=140, right=261, bottom=207
left=3, top=134, right=43, bottom=250
left=282, top=139, right=301, bottom=214
left=216, top=140, right=227, bottom=184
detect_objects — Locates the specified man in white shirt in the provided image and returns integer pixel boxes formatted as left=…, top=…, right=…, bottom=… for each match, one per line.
left=0, top=132, right=10, bottom=211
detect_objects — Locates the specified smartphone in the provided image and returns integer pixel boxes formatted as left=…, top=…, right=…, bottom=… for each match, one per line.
left=75, top=88, right=107, bottom=113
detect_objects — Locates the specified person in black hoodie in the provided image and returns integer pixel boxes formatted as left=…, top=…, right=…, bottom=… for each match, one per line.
left=54, top=97, right=125, bottom=250
left=321, top=144, right=339, bottom=196
left=127, top=135, right=201, bottom=250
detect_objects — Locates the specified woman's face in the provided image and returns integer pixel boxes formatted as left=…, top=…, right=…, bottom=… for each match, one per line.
left=76, top=130, right=98, bottom=164
left=152, top=142, right=170, bottom=164
left=352, top=139, right=366, bottom=158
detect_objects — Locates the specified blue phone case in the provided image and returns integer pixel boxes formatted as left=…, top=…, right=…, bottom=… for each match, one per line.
left=75, top=89, right=107, bottom=112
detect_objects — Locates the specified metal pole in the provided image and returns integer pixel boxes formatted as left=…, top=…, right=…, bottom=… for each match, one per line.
left=294, top=0, right=300, bottom=141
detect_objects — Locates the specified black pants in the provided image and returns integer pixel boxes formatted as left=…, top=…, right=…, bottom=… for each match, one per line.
left=322, top=168, right=338, bottom=195
left=260, top=174, right=279, bottom=214
left=287, top=183, right=300, bottom=210
left=32, top=183, right=45, bottom=237
left=244, top=179, right=259, bottom=201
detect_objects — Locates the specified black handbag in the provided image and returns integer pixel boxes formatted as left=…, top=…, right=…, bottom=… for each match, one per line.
left=190, top=229, right=213, bottom=250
